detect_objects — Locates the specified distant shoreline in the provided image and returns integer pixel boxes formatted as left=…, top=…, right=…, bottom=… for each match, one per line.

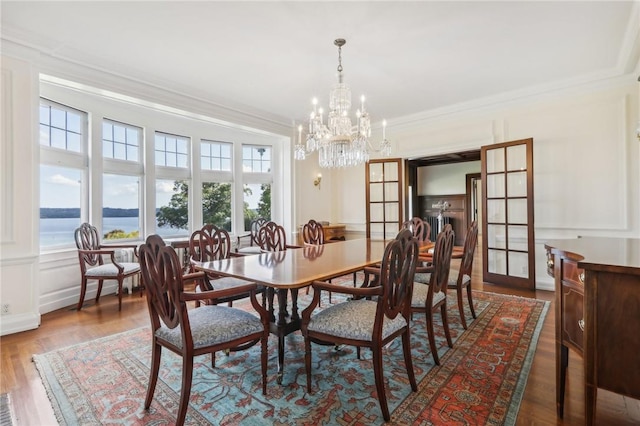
left=40, top=208, right=140, bottom=219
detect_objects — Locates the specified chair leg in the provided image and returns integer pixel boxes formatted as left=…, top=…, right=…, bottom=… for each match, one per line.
left=145, top=342, right=162, bottom=410
left=426, top=305, right=440, bottom=365
left=457, top=287, right=468, bottom=330
left=441, top=303, right=453, bottom=348
left=372, top=345, right=390, bottom=421
left=402, top=330, right=418, bottom=391
left=117, top=279, right=123, bottom=311
left=304, top=337, right=313, bottom=392
left=77, top=277, right=88, bottom=311
left=466, top=285, right=477, bottom=319
left=176, top=356, right=194, bottom=426
left=95, top=279, right=104, bottom=303
left=261, top=332, right=268, bottom=395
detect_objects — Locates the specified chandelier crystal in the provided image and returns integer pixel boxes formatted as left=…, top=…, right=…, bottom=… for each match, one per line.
left=294, top=38, right=391, bottom=168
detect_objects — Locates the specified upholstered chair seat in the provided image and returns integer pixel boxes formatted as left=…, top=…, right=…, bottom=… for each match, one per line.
left=86, top=262, right=140, bottom=277
left=307, top=299, right=407, bottom=341
left=155, top=305, right=265, bottom=349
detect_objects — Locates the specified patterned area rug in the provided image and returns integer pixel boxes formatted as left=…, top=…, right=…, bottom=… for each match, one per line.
left=33, top=286, right=548, bottom=425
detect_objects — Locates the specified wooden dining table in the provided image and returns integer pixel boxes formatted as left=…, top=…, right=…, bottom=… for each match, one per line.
left=192, top=238, right=390, bottom=383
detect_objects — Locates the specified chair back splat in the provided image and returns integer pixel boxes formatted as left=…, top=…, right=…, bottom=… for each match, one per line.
left=236, top=217, right=268, bottom=254
left=189, top=224, right=262, bottom=306
left=402, top=216, right=431, bottom=244
left=258, top=221, right=288, bottom=252
left=302, top=219, right=325, bottom=245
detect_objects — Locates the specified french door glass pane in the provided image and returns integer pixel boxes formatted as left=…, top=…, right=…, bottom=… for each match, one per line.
left=384, top=203, right=399, bottom=221
left=384, top=182, right=398, bottom=201
left=486, top=174, right=505, bottom=197
left=509, top=251, right=529, bottom=278
left=369, top=163, right=383, bottom=182
left=507, top=199, right=528, bottom=223
left=370, top=183, right=384, bottom=202
left=370, top=204, right=384, bottom=221
left=507, top=171, right=527, bottom=197
left=384, top=162, right=398, bottom=180
left=507, top=144, right=527, bottom=171
left=508, top=225, right=529, bottom=251
left=486, top=148, right=505, bottom=173
left=487, top=199, right=506, bottom=222
left=488, top=249, right=507, bottom=274
left=487, top=224, right=506, bottom=249
left=370, top=223, right=385, bottom=238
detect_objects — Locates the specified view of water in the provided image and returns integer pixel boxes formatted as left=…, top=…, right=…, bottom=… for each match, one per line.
left=40, top=217, right=187, bottom=248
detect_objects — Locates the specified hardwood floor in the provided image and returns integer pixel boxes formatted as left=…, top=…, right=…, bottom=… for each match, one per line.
left=2, top=252, right=639, bottom=425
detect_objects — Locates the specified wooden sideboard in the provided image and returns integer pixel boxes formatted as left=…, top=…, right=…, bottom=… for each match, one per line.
left=544, top=237, right=640, bottom=425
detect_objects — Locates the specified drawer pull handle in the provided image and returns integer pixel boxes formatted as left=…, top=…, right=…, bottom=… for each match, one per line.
left=578, top=319, right=585, bottom=332
left=578, top=272, right=585, bottom=284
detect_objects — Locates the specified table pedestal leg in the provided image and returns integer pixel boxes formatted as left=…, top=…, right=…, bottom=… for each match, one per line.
left=275, top=288, right=289, bottom=384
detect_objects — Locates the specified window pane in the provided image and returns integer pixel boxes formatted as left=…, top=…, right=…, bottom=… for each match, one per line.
left=155, top=132, right=189, bottom=168
left=201, top=140, right=232, bottom=171
left=39, top=105, right=50, bottom=125
left=51, top=108, right=66, bottom=129
left=102, top=174, right=140, bottom=240
left=243, top=183, right=271, bottom=229
left=242, top=145, right=271, bottom=173
left=103, top=120, right=140, bottom=162
left=202, top=182, right=232, bottom=231
left=156, top=179, right=189, bottom=237
left=66, top=112, right=81, bottom=134
left=40, top=165, right=83, bottom=249
left=39, top=101, right=84, bottom=153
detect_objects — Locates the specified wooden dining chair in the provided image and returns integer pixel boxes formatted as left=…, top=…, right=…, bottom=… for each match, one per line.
left=189, top=224, right=263, bottom=307
left=411, top=224, right=455, bottom=365
left=301, top=229, right=419, bottom=421
left=302, top=219, right=325, bottom=245
left=74, top=222, right=141, bottom=311
left=257, top=221, right=300, bottom=252
left=236, top=217, right=267, bottom=255
left=447, top=221, right=479, bottom=329
left=302, top=220, right=333, bottom=304
left=139, top=235, right=269, bottom=426
left=402, top=216, right=431, bottom=244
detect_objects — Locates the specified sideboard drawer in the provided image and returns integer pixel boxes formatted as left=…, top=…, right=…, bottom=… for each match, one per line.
left=562, top=259, right=584, bottom=285
left=561, top=281, right=584, bottom=353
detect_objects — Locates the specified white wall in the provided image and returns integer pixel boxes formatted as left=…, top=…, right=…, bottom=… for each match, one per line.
left=1, top=54, right=41, bottom=334
left=418, top=161, right=481, bottom=195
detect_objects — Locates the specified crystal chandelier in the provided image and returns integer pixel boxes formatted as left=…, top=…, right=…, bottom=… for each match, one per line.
left=294, top=38, right=391, bottom=168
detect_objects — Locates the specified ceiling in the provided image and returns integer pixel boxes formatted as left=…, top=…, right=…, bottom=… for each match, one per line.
left=2, top=1, right=638, bottom=131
